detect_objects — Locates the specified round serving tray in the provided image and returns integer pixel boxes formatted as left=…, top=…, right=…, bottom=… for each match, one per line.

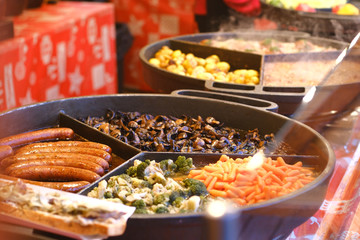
left=260, top=1, right=360, bottom=42
left=139, top=31, right=352, bottom=116
left=0, top=93, right=335, bottom=240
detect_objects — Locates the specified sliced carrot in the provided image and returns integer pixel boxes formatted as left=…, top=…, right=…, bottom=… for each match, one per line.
left=209, top=189, right=227, bottom=198
left=262, top=163, right=286, bottom=179
left=186, top=154, right=316, bottom=207
left=204, top=175, right=213, bottom=187
left=207, top=176, right=218, bottom=191
left=219, top=155, right=229, bottom=162
left=189, top=169, right=203, bottom=176
left=193, top=173, right=207, bottom=180
left=204, top=166, right=222, bottom=173
left=233, top=198, right=246, bottom=205
left=276, top=157, right=286, bottom=166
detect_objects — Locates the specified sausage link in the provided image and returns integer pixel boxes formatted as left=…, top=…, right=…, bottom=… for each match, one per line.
left=0, top=174, right=89, bottom=192
left=0, top=128, right=74, bottom=148
left=0, top=145, right=13, bottom=161
left=8, top=166, right=100, bottom=183
left=16, top=146, right=112, bottom=162
left=1, top=153, right=109, bottom=170
left=19, top=141, right=112, bottom=153
left=5, top=158, right=104, bottom=176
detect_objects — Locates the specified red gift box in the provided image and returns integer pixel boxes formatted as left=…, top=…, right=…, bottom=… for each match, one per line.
left=111, top=0, right=197, bottom=91
left=0, top=2, right=117, bottom=112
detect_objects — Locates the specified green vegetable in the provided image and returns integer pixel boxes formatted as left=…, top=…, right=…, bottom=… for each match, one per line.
left=268, top=0, right=284, bottom=8
left=126, top=166, right=137, bottom=177
left=104, top=191, right=113, bottom=198
left=136, top=160, right=151, bottom=179
left=174, top=156, right=194, bottom=175
left=118, top=174, right=132, bottom=183
left=173, top=197, right=185, bottom=208
left=134, top=208, right=148, bottom=214
left=140, top=180, right=153, bottom=189
left=160, top=159, right=177, bottom=176
left=262, top=38, right=273, bottom=46
left=131, top=199, right=146, bottom=210
left=169, top=189, right=190, bottom=203
left=155, top=206, right=169, bottom=214
left=183, top=178, right=208, bottom=196
left=126, top=160, right=151, bottom=179
left=153, top=194, right=167, bottom=205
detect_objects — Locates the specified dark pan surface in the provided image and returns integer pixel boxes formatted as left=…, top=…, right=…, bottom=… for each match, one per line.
left=0, top=94, right=335, bottom=240
left=140, top=31, right=351, bottom=115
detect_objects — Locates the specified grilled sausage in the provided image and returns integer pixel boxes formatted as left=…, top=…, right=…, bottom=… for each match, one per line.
left=0, top=145, right=13, bottom=160
left=0, top=174, right=89, bottom=192
left=1, top=153, right=110, bottom=169
left=8, top=166, right=101, bottom=183
left=19, top=141, right=112, bottom=153
left=0, top=128, right=74, bottom=148
left=16, top=146, right=112, bottom=162
left=5, top=158, right=105, bottom=176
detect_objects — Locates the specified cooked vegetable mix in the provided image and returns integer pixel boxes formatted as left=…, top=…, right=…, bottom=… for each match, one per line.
left=87, top=156, right=213, bottom=214
left=88, top=155, right=316, bottom=214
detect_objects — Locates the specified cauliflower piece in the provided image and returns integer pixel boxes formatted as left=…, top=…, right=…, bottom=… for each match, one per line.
left=144, top=161, right=164, bottom=177
left=153, top=183, right=168, bottom=195
left=165, top=178, right=183, bottom=191
left=87, top=180, right=107, bottom=198
left=181, top=196, right=201, bottom=212
left=146, top=172, right=167, bottom=185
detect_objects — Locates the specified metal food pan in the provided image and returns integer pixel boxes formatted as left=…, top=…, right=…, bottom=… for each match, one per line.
left=0, top=94, right=335, bottom=240
left=140, top=33, right=350, bottom=115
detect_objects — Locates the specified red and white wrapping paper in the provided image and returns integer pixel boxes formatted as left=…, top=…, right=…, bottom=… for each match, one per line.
left=111, top=0, right=197, bottom=91
left=0, top=2, right=117, bottom=112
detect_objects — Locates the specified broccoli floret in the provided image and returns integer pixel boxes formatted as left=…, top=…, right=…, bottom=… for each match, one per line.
left=183, top=178, right=208, bottom=196
left=140, top=180, right=153, bottom=189
left=155, top=206, right=169, bottom=214
left=131, top=199, right=146, bottom=210
left=153, top=194, right=167, bottom=205
left=118, top=174, right=132, bottom=182
left=175, top=156, right=194, bottom=175
left=136, top=160, right=150, bottom=179
left=169, top=189, right=190, bottom=204
left=126, top=166, right=137, bottom=177
left=134, top=208, right=148, bottom=214
left=160, top=159, right=177, bottom=176
left=173, top=197, right=185, bottom=208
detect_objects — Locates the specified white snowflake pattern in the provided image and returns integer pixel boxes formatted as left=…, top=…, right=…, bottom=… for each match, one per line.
left=68, top=66, right=84, bottom=95
left=128, top=15, right=145, bottom=36
left=19, top=89, right=35, bottom=106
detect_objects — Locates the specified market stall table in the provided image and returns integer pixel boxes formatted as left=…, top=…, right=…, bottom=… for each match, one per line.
left=0, top=1, right=117, bottom=112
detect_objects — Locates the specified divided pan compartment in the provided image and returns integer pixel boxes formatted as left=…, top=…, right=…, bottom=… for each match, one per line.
left=139, top=38, right=263, bottom=93
left=0, top=94, right=336, bottom=240
left=78, top=151, right=332, bottom=240
left=175, top=31, right=348, bottom=54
